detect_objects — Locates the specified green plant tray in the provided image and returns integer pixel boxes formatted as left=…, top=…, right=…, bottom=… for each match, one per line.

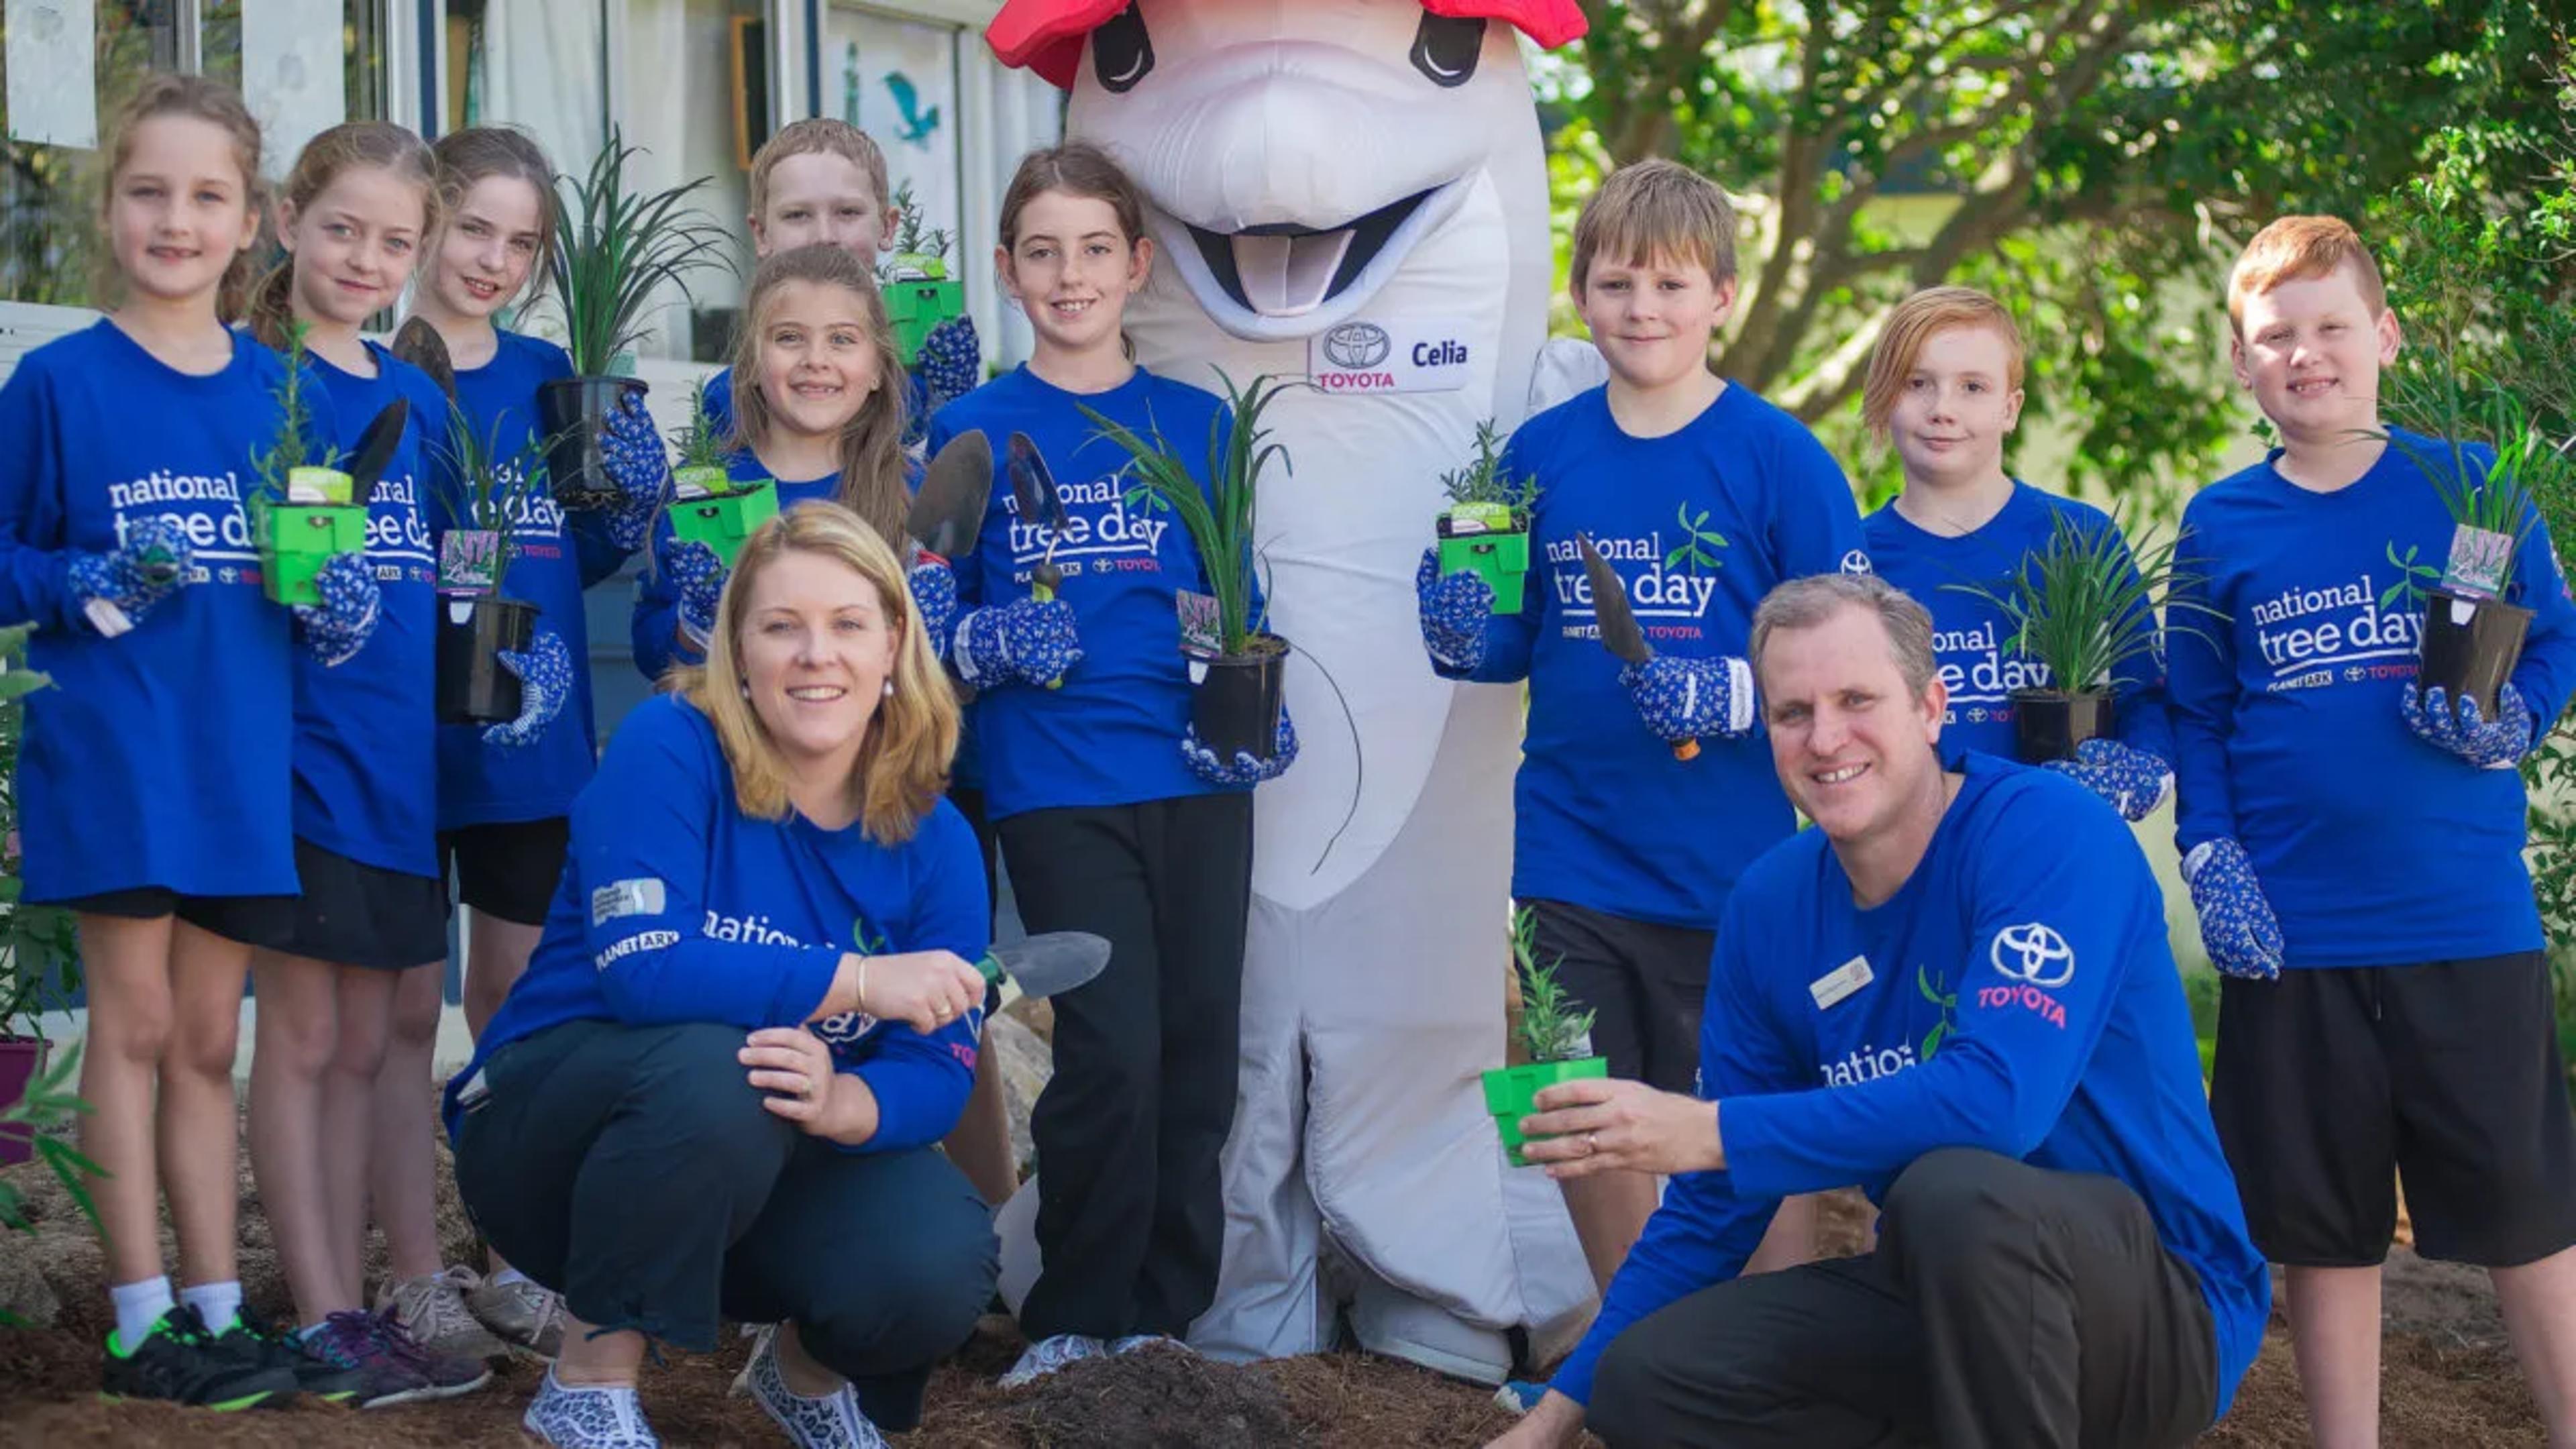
left=1482, top=1057, right=1609, bottom=1167
left=883, top=278, right=965, bottom=367
left=252, top=496, right=369, bottom=605
left=1438, top=505, right=1530, bottom=616
left=667, top=480, right=779, bottom=567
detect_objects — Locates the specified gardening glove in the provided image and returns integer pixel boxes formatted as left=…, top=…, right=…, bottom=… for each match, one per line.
left=2183, top=838, right=2285, bottom=981
left=953, top=598, right=1081, bottom=689
left=2401, top=682, right=2534, bottom=769
left=907, top=556, right=958, bottom=663
left=1181, top=708, right=1300, bottom=786
left=598, top=390, right=672, bottom=553
left=1620, top=654, right=1758, bottom=744
left=915, top=315, right=981, bottom=419
left=661, top=536, right=728, bottom=653
left=2041, top=738, right=2174, bottom=821
left=290, top=553, right=381, bottom=667
left=68, top=517, right=193, bottom=636
left=1415, top=548, right=1493, bottom=676
left=481, top=625, right=572, bottom=749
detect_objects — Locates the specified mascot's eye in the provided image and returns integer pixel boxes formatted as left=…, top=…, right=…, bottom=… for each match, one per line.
left=1093, top=4, right=1154, bottom=93
left=1410, top=13, right=1485, bottom=88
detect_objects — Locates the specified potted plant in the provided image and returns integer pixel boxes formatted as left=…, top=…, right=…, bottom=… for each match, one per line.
left=879, top=178, right=964, bottom=368
left=1944, top=507, right=2221, bottom=763
left=542, top=130, right=733, bottom=513
left=0, top=625, right=78, bottom=1167
left=1483, top=906, right=1607, bottom=1168
left=1085, top=372, right=1297, bottom=763
left=246, top=324, right=368, bottom=607
left=433, top=398, right=551, bottom=724
left=1434, top=419, right=1539, bottom=615
left=663, top=380, right=776, bottom=568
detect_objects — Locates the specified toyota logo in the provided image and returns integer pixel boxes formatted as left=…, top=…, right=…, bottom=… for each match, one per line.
left=1840, top=549, right=1874, bottom=575
left=1990, top=922, right=2074, bottom=989
left=1322, top=321, right=1392, bottom=370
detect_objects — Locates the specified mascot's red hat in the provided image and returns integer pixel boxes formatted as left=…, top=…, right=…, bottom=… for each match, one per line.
left=989, top=1, right=1587, bottom=89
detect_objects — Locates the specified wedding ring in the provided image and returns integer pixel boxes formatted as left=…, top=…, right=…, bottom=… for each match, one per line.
left=1585, top=1132, right=1600, bottom=1155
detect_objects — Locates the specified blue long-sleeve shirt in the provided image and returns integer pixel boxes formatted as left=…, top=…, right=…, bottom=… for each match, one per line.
left=2169, top=431, right=2576, bottom=967
left=0, top=321, right=329, bottom=900
left=1452, top=382, right=1867, bottom=928
left=631, top=453, right=839, bottom=683
left=443, top=692, right=989, bottom=1151
left=1551, top=753, right=2268, bottom=1417
left=1864, top=481, right=2175, bottom=767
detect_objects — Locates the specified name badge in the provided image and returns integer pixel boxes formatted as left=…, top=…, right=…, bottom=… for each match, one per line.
left=1809, top=955, right=1874, bottom=1011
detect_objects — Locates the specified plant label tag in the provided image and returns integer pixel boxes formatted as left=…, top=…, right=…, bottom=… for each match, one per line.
left=82, top=597, right=136, bottom=639
left=1175, top=590, right=1222, bottom=660
left=1809, top=955, right=1874, bottom=1012
left=2442, top=525, right=2514, bottom=598
left=440, top=531, right=500, bottom=594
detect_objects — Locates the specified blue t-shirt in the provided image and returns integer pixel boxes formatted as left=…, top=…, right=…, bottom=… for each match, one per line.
left=292, top=343, right=448, bottom=877
left=2169, top=431, right=2576, bottom=967
left=1864, top=482, right=2175, bottom=766
left=431, top=329, right=630, bottom=829
left=0, top=321, right=324, bottom=900
left=631, top=452, right=839, bottom=682
left=930, top=364, right=1246, bottom=820
left=1551, top=755, right=2269, bottom=1418
left=444, top=693, right=989, bottom=1151
left=1451, top=382, right=1867, bottom=928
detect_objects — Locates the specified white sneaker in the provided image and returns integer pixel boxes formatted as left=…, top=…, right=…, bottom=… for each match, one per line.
left=1000, top=1332, right=1106, bottom=1387
left=523, top=1367, right=659, bottom=1448
left=742, top=1325, right=886, bottom=1449
left=377, top=1266, right=509, bottom=1362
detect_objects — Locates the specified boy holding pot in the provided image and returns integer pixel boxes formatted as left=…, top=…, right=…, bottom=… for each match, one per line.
left=2169, top=213, right=2576, bottom=1445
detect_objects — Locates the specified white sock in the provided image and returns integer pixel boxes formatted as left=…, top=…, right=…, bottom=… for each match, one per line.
left=109, top=1276, right=175, bottom=1347
left=490, top=1267, right=530, bottom=1289
left=179, top=1279, right=242, bottom=1335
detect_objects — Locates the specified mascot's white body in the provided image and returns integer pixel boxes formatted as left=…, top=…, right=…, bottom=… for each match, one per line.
left=987, top=0, right=1596, bottom=1377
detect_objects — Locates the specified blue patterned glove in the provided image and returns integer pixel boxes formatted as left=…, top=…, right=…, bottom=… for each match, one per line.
left=1182, top=708, right=1299, bottom=786
left=2184, top=838, right=2285, bottom=981
left=68, top=516, right=193, bottom=635
left=953, top=598, right=1081, bottom=689
left=2402, top=682, right=2534, bottom=769
left=908, top=557, right=957, bottom=663
left=599, top=390, right=672, bottom=552
left=291, top=553, right=381, bottom=667
left=661, top=537, right=727, bottom=651
left=1415, top=548, right=1493, bottom=676
left=2041, top=737, right=2174, bottom=821
left=482, top=625, right=572, bottom=749
left=1619, top=654, right=1756, bottom=743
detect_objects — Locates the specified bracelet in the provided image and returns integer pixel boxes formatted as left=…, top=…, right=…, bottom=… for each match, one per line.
left=855, top=955, right=871, bottom=1017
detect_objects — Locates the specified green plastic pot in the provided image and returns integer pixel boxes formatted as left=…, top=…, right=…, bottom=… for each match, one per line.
left=1482, top=1056, right=1609, bottom=1167
left=666, top=478, right=779, bottom=567
left=884, top=276, right=965, bottom=367
left=252, top=494, right=369, bottom=605
left=1438, top=502, right=1530, bottom=616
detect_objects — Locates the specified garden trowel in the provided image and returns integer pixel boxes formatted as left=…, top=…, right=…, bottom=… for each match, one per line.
left=1004, top=430, right=1073, bottom=688
left=390, top=316, right=457, bottom=400
left=1580, top=533, right=1698, bottom=763
left=344, top=397, right=412, bottom=500
left=975, top=930, right=1110, bottom=1000
left=908, top=429, right=992, bottom=564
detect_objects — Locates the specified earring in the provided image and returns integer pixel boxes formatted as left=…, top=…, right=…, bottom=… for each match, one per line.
left=883, top=679, right=895, bottom=698
left=740, top=680, right=751, bottom=698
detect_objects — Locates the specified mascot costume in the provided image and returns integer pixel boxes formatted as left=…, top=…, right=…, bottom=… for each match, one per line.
left=985, top=0, right=1599, bottom=1381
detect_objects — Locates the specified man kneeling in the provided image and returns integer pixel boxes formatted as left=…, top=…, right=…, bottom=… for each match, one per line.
left=1491, top=574, right=2269, bottom=1449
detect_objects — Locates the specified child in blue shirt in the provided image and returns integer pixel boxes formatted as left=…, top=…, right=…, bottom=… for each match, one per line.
left=1858, top=286, right=2175, bottom=818
left=1416, top=158, right=1862, bottom=1302
left=2171, top=216, right=2576, bottom=1446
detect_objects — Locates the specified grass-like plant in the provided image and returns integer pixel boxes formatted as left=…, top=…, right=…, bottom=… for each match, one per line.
left=2381, top=360, right=2562, bottom=600
left=884, top=178, right=954, bottom=274
left=1084, top=371, right=1294, bottom=657
left=673, top=380, right=731, bottom=476
left=433, top=396, right=555, bottom=597
left=1440, top=419, right=1538, bottom=515
left=1510, top=906, right=1596, bottom=1064
left=247, top=320, right=327, bottom=503
left=549, top=131, right=735, bottom=377
left=1943, top=506, right=2223, bottom=697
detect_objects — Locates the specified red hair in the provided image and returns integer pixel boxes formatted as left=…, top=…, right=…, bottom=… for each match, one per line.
left=988, top=0, right=1587, bottom=89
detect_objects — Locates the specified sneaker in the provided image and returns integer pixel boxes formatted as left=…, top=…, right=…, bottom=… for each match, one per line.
left=1493, top=1379, right=1548, bottom=1415
left=524, top=1366, right=661, bottom=1448
left=207, top=1307, right=367, bottom=1404
left=100, top=1306, right=299, bottom=1411
left=466, top=1272, right=566, bottom=1359
left=999, top=1332, right=1106, bottom=1388
left=1108, top=1333, right=1188, bottom=1357
left=743, top=1325, right=888, bottom=1448
left=297, top=1311, right=443, bottom=1409
left=365, top=1307, right=492, bottom=1400
left=729, top=1323, right=776, bottom=1398
left=378, top=1267, right=510, bottom=1362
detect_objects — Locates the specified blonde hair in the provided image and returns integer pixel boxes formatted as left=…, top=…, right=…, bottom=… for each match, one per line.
left=728, top=245, right=912, bottom=546
left=1570, top=158, right=1739, bottom=293
left=2226, top=215, right=2387, bottom=336
left=249, top=121, right=441, bottom=349
left=429, top=125, right=558, bottom=309
left=97, top=73, right=264, bottom=322
left=1862, top=286, right=2027, bottom=435
left=677, top=502, right=957, bottom=842
left=748, top=118, right=891, bottom=227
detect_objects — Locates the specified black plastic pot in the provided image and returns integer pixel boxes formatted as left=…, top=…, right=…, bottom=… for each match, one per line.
left=437, top=595, right=537, bottom=724
left=2012, top=688, right=2112, bottom=764
left=2418, top=586, right=2533, bottom=718
left=537, top=376, right=647, bottom=513
left=1192, top=634, right=1291, bottom=763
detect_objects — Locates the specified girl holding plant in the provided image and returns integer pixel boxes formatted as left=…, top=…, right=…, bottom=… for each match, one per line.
left=930, top=143, right=1296, bottom=1387
left=1858, top=286, right=2178, bottom=819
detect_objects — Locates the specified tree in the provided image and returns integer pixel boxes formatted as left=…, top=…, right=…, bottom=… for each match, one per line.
left=1540, top=1, right=2567, bottom=500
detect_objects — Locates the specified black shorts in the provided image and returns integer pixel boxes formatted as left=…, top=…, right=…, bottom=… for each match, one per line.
left=2211, top=952, right=2576, bottom=1269
left=1523, top=898, right=1713, bottom=1093
left=59, top=886, right=297, bottom=949
left=439, top=818, right=570, bottom=928
left=268, top=839, right=448, bottom=971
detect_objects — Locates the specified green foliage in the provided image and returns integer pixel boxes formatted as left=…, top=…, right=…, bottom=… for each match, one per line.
left=1, top=1040, right=107, bottom=1327
left=1511, top=906, right=1597, bottom=1063
left=672, top=380, right=731, bottom=474
left=548, top=131, right=735, bottom=376
left=1664, top=500, right=1729, bottom=576
left=1440, top=421, right=1539, bottom=514
left=1942, top=506, right=2222, bottom=696
left=1089, top=372, right=1295, bottom=657
left=0, top=624, right=75, bottom=1037
left=1917, top=965, right=1957, bottom=1061
left=432, top=395, right=555, bottom=598
left=886, top=178, right=954, bottom=269
left=246, top=321, right=325, bottom=504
